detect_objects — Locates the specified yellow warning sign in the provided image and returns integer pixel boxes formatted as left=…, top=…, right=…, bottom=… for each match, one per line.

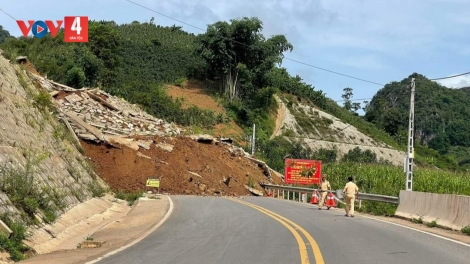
left=146, top=178, right=160, bottom=188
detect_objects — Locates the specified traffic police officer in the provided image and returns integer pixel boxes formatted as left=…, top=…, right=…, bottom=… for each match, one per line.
left=318, top=174, right=331, bottom=210
left=342, top=176, right=359, bottom=217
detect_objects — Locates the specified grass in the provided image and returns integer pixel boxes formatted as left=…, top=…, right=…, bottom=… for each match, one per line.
left=114, top=190, right=144, bottom=206
left=88, top=181, right=108, bottom=198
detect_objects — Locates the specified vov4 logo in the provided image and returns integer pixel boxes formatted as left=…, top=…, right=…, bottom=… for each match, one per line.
left=16, top=16, right=88, bottom=42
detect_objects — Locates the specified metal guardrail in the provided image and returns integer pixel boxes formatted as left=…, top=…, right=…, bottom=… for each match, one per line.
left=260, top=183, right=399, bottom=204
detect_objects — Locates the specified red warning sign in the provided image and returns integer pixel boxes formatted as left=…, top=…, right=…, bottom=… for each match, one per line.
left=284, top=158, right=321, bottom=185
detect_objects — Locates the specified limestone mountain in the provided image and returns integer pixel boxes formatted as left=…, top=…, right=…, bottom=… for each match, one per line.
left=365, top=73, right=470, bottom=168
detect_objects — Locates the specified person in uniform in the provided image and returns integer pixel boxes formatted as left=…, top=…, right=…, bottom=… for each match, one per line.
left=318, top=174, right=331, bottom=210
left=342, top=176, right=359, bottom=217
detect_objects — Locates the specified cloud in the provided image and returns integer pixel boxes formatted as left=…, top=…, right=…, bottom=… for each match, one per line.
left=436, top=75, right=470, bottom=88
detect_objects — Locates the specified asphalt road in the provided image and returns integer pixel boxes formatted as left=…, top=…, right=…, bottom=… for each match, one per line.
left=94, top=196, right=470, bottom=264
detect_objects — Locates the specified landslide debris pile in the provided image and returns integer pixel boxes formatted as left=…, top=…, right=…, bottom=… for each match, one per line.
left=23, top=60, right=283, bottom=196
left=82, top=135, right=284, bottom=196
left=29, top=72, right=181, bottom=150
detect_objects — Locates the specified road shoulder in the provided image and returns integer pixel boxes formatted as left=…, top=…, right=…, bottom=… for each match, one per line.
left=326, top=203, right=470, bottom=245
left=361, top=214, right=470, bottom=245
left=19, top=194, right=171, bottom=264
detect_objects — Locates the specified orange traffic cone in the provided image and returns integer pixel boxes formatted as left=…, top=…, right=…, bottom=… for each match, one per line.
left=310, top=190, right=319, bottom=204
left=326, top=192, right=336, bottom=208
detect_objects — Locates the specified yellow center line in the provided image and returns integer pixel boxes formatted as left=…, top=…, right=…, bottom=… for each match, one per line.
left=227, top=197, right=325, bottom=264
left=226, top=197, right=310, bottom=264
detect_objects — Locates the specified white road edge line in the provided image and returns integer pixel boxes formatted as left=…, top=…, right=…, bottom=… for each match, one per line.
left=85, top=195, right=175, bottom=264
left=359, top=214, right=470, bottom=248
left=266, top=198, right=470, bottom=248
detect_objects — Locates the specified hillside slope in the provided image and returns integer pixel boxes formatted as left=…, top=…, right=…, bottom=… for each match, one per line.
left=154, top=80, right=406, bottom=166
left=365, top=73, right=470, bottom=168
left=0, top=53, right=108, bottom=262
left=272, top=95, right=405, bottom=165
left=20, top=58, right=282, bottom=195
left=0, top=54, right=107, bottom=217
left=165, top=82, right=245, bottom=140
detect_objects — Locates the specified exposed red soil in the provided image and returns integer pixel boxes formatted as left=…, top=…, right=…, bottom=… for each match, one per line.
left=165, top=82, right=245, bottom=140
left=81, top=136, right=283, bottom=196
left=21, top=60, right=41, bottom=76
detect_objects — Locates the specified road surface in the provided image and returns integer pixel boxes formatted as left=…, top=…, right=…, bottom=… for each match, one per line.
left=93, top=196, right=470, bottom=264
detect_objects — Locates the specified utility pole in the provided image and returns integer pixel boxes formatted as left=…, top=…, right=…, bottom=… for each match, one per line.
left=405, top=78, right=415, bottom=191
left=251, top=124, right=256, bottom=156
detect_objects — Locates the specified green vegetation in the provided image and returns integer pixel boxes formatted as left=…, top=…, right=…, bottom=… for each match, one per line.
left=115, top=190, right=144, bottom=206
left=0, top=151, right=65, bottom=225
left=0, top=213, right=29, bottom=262
left=320, top=163, right=470, bottom=215
left=365, top=73, right=470, bottom=169
left=462, top=225, right=470, bottom=236
left=266, top=68, right=400, bottom=149
left=1, top=21, right=218, bottom=128
left=426, top=220, right=438, bottom=228
left=0, top=152, right=67, bottom=260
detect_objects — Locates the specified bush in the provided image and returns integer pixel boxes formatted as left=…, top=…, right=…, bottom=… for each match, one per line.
left=174, top=77, right=188, bottom=88
left=0, top=214, right=30, bottom=262
left=65, top=67, right=86, bottom=88
left=341, top=147, right=377, bottom=163
left=462, top=225, right=470, bottom=236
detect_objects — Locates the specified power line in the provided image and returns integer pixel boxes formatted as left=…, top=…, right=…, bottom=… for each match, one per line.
left=0, top=8, right=16, bottom=20
left=334, top=97, right=371, bottom=103
left=124, top=0, right=385, bottom=87
left=429, top=71, right=470, bottom=81
left=282, top=58, right=384, bottom=86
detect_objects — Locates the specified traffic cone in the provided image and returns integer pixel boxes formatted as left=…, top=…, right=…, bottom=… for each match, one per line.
left=326, top=192, right=336, bottom=208
left=310, top=190, right=319, bottom=204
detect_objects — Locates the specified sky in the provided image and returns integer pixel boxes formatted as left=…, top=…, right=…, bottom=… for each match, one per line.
left=1, top=0, right=470, bottom=106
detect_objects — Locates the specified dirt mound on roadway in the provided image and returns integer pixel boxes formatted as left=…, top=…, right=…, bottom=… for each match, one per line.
left=81, top=136, right=282, bottom=196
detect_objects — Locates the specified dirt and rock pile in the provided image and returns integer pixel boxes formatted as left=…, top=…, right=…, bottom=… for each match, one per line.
left=81, top=135, right=283, bottom=196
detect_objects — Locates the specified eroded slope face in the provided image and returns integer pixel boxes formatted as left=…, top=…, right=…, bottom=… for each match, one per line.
left=273, top=95, right=405, bottom=165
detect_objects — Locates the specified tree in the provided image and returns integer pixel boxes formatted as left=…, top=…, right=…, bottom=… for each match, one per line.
left=351, top=102, right=361, bottom=113
left=88, top=21, right=122, bottom=87
left=195, top=17, right=293, bottom=101
left=0, top=25, right=11, bottom=44
left=342, top=87, right=353, bottom=111
left=362, top=100, right=370, bottom=113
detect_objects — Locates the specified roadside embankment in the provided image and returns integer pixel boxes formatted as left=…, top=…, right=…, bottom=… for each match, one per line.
left=395, top=190, right=470, bottom=231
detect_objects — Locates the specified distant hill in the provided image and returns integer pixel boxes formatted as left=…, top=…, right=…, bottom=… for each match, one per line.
left=365, top=73, right=470, bottom=168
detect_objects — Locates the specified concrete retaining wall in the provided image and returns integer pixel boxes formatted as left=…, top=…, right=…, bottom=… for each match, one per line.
left=395, top=190, right=470, bottom=230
